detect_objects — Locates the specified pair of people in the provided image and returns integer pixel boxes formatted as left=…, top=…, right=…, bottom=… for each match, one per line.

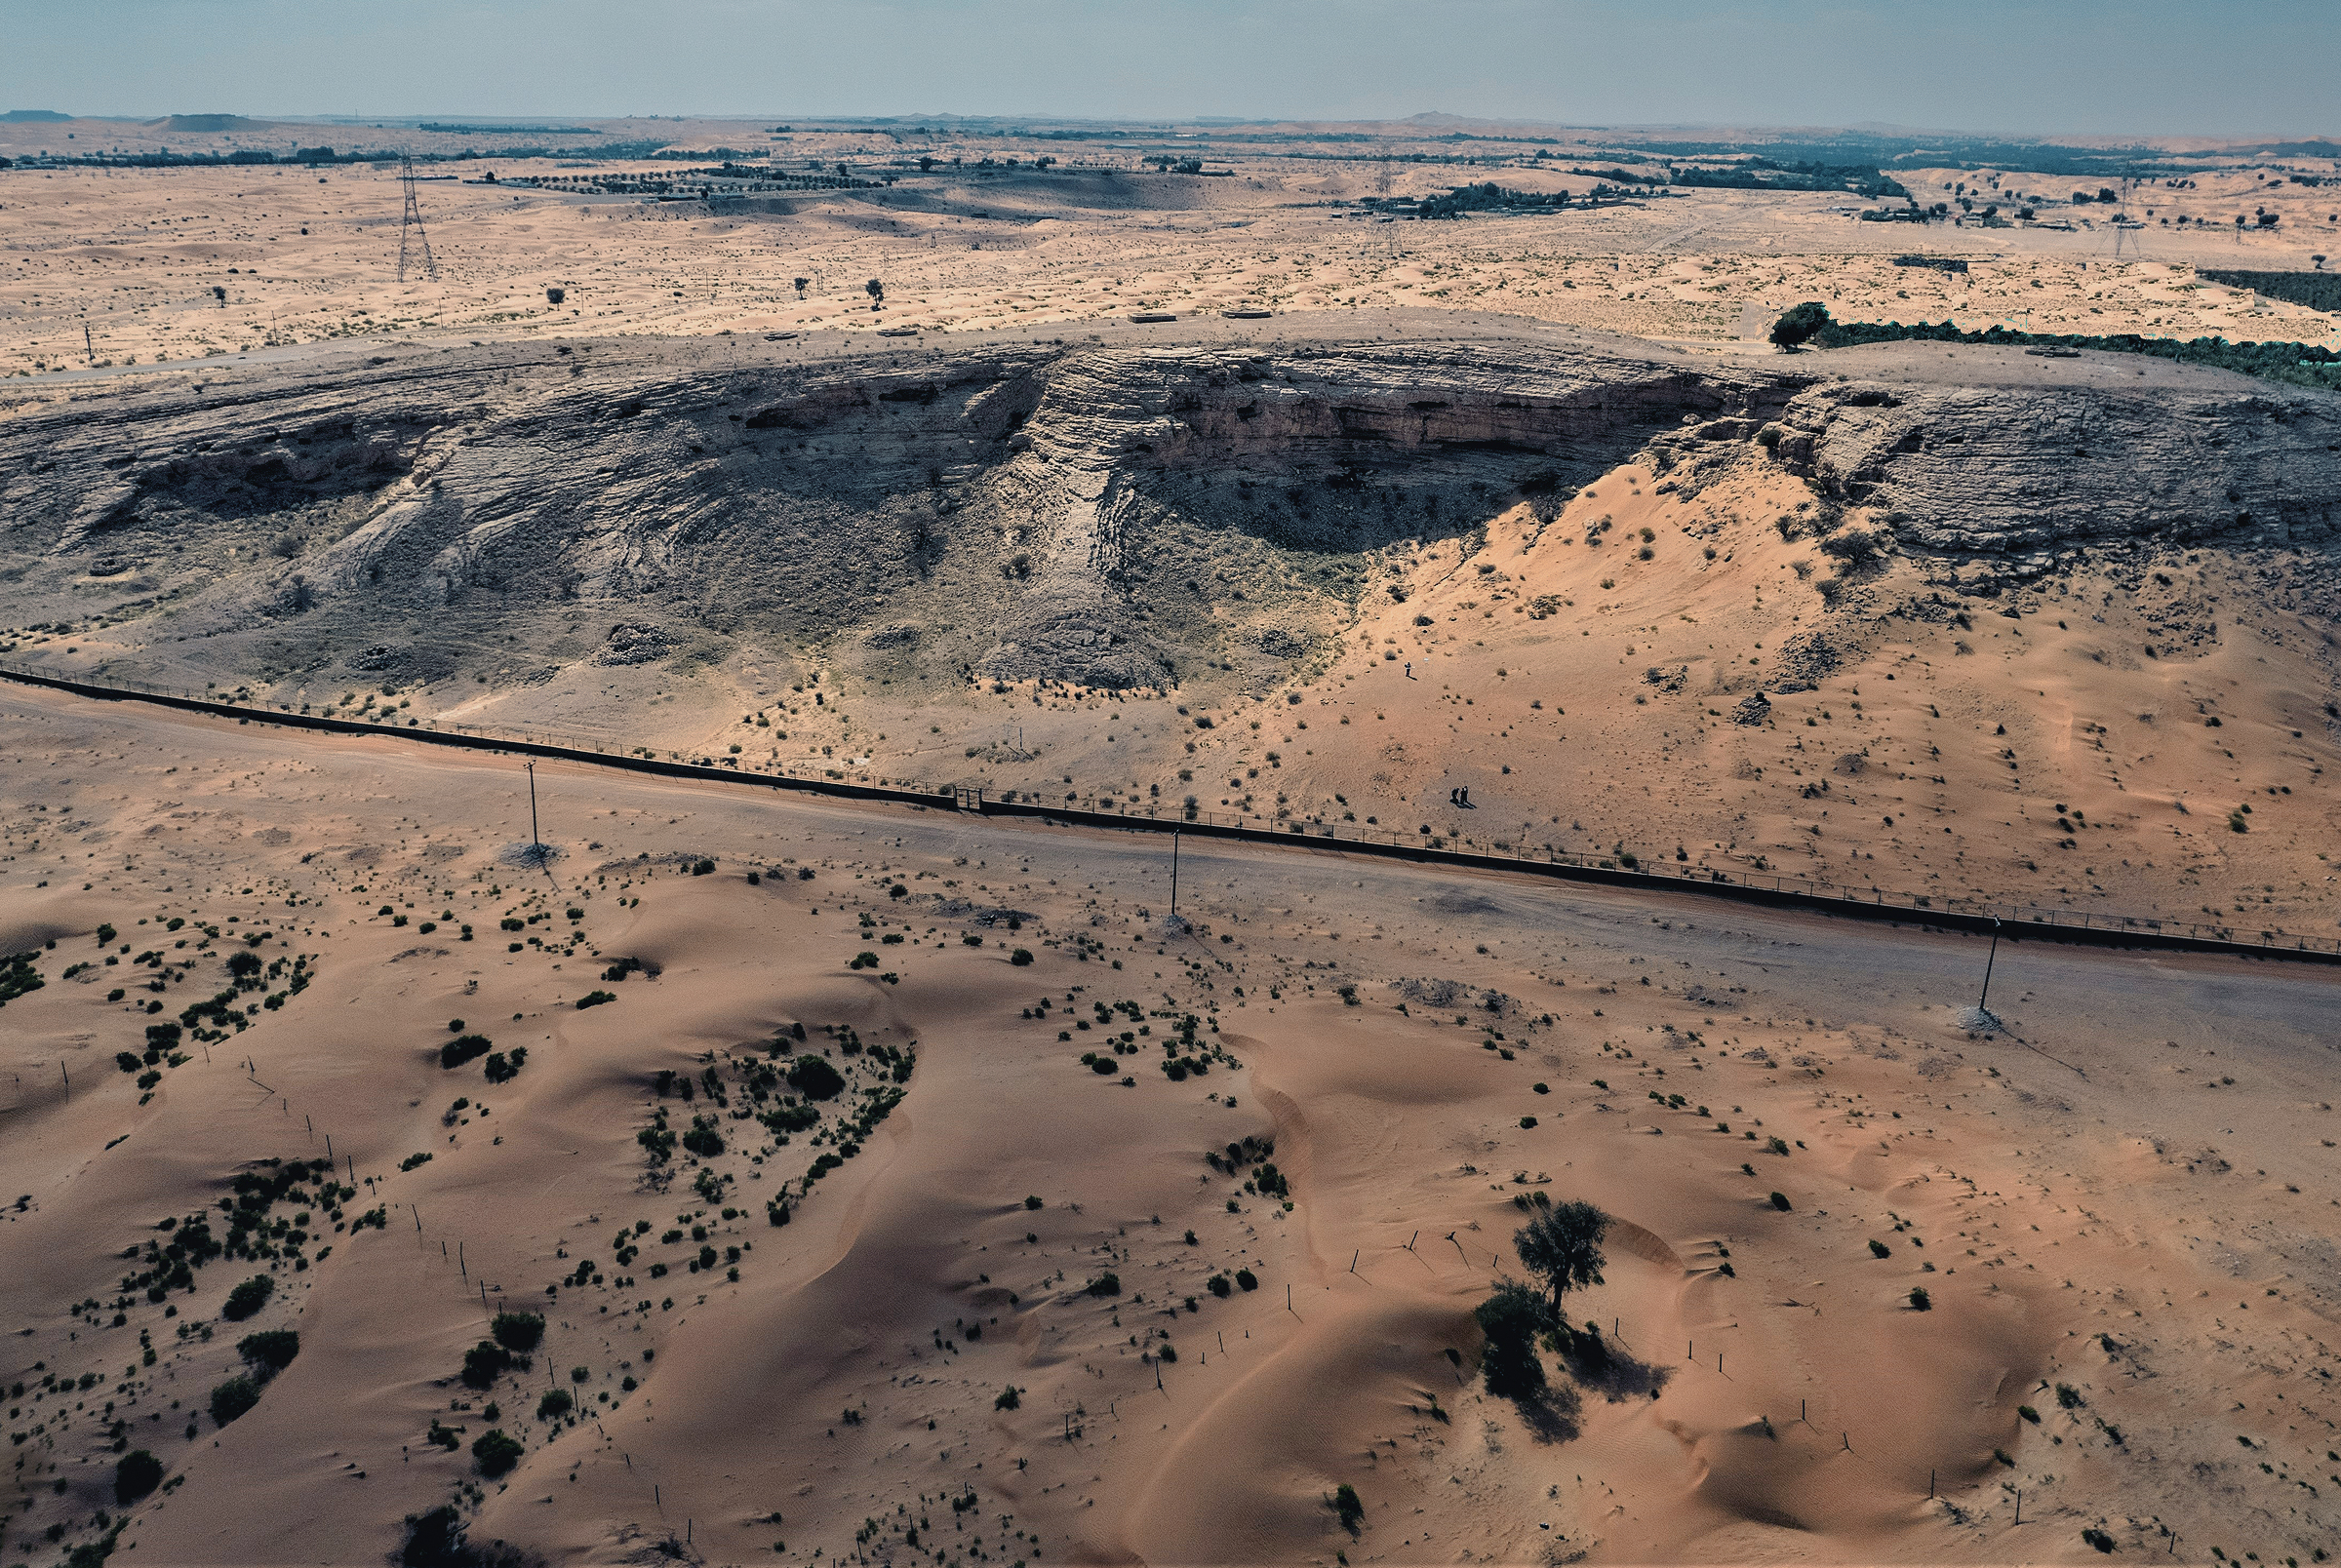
left=1448, top=785, right=1473, bottom=807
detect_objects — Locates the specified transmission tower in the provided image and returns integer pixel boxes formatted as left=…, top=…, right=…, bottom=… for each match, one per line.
left=397, top=156, right=438, bottom=284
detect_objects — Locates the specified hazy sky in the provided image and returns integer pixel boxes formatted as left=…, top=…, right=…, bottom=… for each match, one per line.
left=4, top=0, right=2335, bottom=138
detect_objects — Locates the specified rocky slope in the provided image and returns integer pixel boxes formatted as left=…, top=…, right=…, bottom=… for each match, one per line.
left=3, top=320, right=2334, bottom=697
left=3, top=320, right=2337, bottom=921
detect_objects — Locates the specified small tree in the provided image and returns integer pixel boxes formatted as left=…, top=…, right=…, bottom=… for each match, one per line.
left=1769, top=301, right=1832, bottom=351
left=865, top=278, right=885, bottom=309
left=1514, top=1199, right=1608, bottom=1315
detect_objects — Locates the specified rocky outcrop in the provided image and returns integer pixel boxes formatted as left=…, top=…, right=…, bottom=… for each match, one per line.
left=1768, top=376, right=2341, bottom=568
left=1, top=329, right=2333, bottom=696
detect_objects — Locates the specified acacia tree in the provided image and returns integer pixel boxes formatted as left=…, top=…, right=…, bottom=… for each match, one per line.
left=1515, top=1199, right=1609, bottom=1315
left=1769, top=301, right=1832, bottom=351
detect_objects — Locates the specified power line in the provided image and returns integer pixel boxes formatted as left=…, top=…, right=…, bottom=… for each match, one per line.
left=397, top=156, right=438, bottom=284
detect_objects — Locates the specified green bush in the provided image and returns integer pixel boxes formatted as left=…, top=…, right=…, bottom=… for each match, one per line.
left=1208, top=1274, right=1232, bottom=1297
left=1330, top=1482, right=1365, bottom=1534
left=482, top=1048, right=527, bottom=1084
left=994, top=1385, right=1020, bottom=1411
left=471, top=1429, right=524, bottom=1477
left=1908, top=1286, right=1932, bottom=1311
left=1023, top=1195, right=1044, bottom=1210
left=490, top=1312, right=545, bottom=1352
left=1475, top=1280, right=1553, bottom=1397
left=1234, top=1268, right=1258, bottom=1291
left=221, top=1274, right=274, bottom=1320
left=114, top=1449, right=164, bottom=1505
left=441, top=1034, right=493, bottom=1070
left=1869, top=1238, right=1890, bottom=1258
left=575, top=990, right=616, bottom=1009
left=1011, top=949, right=1034, bottom=966
left=786, top=1055, right=847, bottom=1101
left=237, top=1329, right=300, bottom=1372
left=209, top=1374, right=260, bottom=1426
left=1769, top=300, right=1832, bottom=350
left=1085, top=1273, right=1122, bottom=1297
left=461, top=1341, right=512, bottom=1389
left=1769, top=1192, right=1792, bottom=1211
left=536, top=1390, right=573, bottom=1421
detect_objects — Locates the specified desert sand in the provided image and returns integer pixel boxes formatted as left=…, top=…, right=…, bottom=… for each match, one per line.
left=4, top=115, right=2341, bottom=1568
left=3, top=683, right=2339, bottom=1567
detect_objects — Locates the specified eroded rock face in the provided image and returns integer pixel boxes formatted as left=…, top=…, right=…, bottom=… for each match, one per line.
left=1, top=331, right=2332, bottom=694
left=1772, top=377, right=2341, bottom=562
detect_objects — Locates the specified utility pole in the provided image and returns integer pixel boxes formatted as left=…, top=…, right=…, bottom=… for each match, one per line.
left=397, top=156, right=438, bottom=284
left=1170, top=829, right=1179, bottom=921
left=527, top=761, right=541, bottom=850
left=1977, top=917, right=2003, bottom=1017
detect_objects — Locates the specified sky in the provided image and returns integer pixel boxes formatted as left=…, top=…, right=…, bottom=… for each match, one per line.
left=2, top=0, right=2335, bottom=139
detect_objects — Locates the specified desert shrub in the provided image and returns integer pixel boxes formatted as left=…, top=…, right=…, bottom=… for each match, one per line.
left=681, top=1122, right=725, bottom=1157
left=1908, top=1286, right=1932, bottom=1311
left=1208, top=1274, right=1232, bottom=1298
left=1819, top=528, right=1883, bottom=567
left=491, top=1312, right=545, bottom=1352
left=441, top=1034, right=493, bottom=1070
left=536, top=1390, right=573, bottom=1421
left=786, top=1055, right=846, bottom=1100
left=575, top=990, right=616, bottom=1009
left=1770, top=300, right=1832, bottom=350
left=114, top=1449, right=164, bottom=1504
left=209, top=1374, right=261, bottom=1426
left=1767, top=1136, right=1790, bottom=1156
left=1011, top=948, right=1034, bottom=965
left=1769, top=1192, right=1792, bottom=1211
left=2018, top=1404, right=2041, bottom=1423
left=2083, top=1527, right=2115, bottom=1553
left=691, top=859, right=715, bottom=876
left=237, top=1329, right=300, bottom=1373
left=1157, top=1343, right=1176, bottom=1362
left=1474, top=1279, right=1553, bottom=1396
left=227, top=950, right=261, bottom=979
left=221, top=1274, right=273, bottom=1320
left=994, top=1385, right=1020, bottom=1411
left=1869, top=1238, right=1890, bottom=1258
left=482, top=1048, right=527, bottom=1084
left=116, top=1051, right=142, bottom=1074
left=2055, top=1382, right=2083, bottom=1409
left=1024, top=1195, right=1044, bottom=1210
left=1234, top=1268, right=1258, bottom=1291
left=1330, top=1482, right=1365, bottom=1534
left=401, top=1152, right=434, bottom=1172
left=400, top=1506, right=467, bottom=1566
left=471, top=1429, right=524, bottom=1477
left=1085, top=1273, right=1122, bottom=1297
left=461, top=1342, right=512, bottom=1389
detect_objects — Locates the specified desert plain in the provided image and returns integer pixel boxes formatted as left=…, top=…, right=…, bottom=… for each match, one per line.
left=3, top=112, right=2341, bottom=1568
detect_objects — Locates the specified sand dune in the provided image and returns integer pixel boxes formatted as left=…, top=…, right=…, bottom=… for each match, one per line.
left=4, top=684, right=2339, bottom=1566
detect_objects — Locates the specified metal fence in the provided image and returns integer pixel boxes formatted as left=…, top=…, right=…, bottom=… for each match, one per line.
left=7, top=661, right=2335, bottom=966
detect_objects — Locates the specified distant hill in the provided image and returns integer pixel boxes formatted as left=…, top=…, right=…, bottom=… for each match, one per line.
left=144, top=113, right=277, bottom=133
left=0, top=109, right=71, bottom=123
